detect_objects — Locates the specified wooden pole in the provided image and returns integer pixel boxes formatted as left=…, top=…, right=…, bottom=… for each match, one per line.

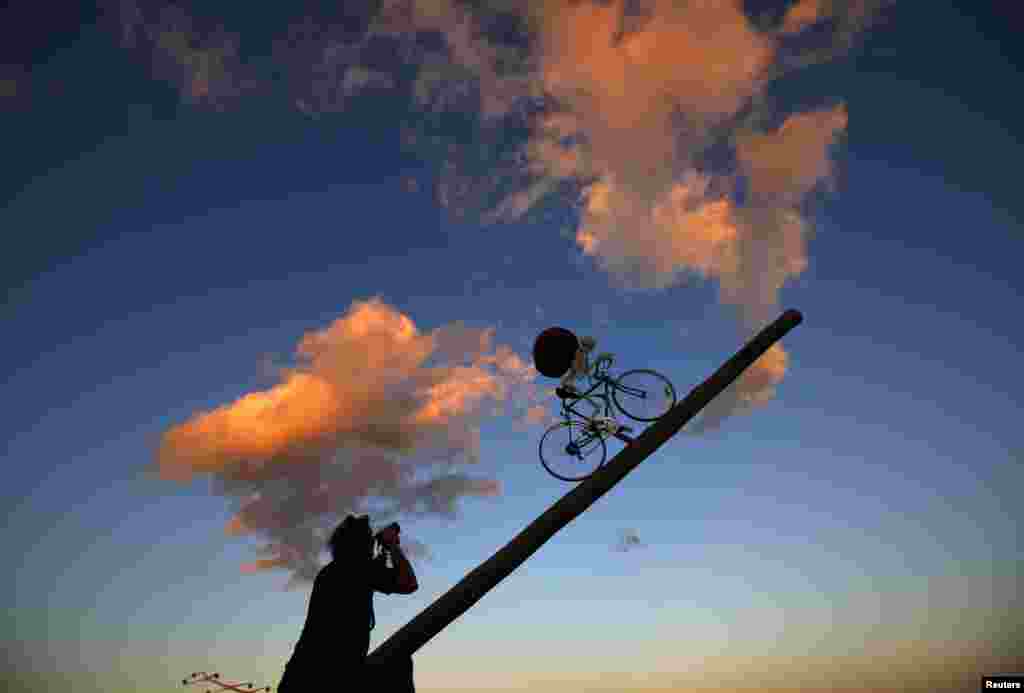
left=367, top=309, right=803, bottom=666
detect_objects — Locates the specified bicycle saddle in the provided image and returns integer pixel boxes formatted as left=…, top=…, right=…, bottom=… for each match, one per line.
left=555, top=386, right=577, bottom=399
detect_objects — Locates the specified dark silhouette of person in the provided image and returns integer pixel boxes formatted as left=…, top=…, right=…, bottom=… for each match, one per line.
left=277, top=515, right=419, bottom=692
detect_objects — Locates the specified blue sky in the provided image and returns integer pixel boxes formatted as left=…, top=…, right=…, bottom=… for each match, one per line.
left=3, top=2, right=1022, bottom=692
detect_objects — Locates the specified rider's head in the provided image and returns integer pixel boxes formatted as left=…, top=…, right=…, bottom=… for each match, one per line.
left=579, top=335, right=596, bottom=351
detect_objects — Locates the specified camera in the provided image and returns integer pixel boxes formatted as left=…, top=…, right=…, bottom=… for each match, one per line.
left=373, top=522, right=400, bottom=553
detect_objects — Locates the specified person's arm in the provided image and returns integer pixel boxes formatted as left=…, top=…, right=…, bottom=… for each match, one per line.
left=572, top=349, right=586, bottom=376
left=377, top=525, right=418, bottom=594
left=387, top=545, right=419, bottom=594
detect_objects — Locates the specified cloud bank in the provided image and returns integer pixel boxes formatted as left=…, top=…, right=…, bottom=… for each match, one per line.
left=127, top=0, right=891, bottom=578
left=155, top=297, right=544, bottom=585
left=118, top=0, right=884, bottom=430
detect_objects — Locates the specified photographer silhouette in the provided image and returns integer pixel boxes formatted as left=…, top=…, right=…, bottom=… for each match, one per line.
left=278, top=515, right=418, bottom=692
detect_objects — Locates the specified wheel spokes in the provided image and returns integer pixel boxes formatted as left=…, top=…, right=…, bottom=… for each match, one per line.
left=613, top=370, right=676, bottom=422
left=540, top=421, right=606, bottom=481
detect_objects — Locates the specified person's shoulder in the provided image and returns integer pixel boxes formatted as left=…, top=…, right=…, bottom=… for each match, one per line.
left=322, top=557, right=370, bottom=578
left=317, top=559, right=345, bottom=582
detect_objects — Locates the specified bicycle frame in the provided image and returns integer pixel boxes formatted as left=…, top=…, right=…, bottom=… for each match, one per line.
left=560, top=363, right=644, bottom=421
left=558, top=363, right=643, bottom=446
left=560, top=375, right=614, bottom=425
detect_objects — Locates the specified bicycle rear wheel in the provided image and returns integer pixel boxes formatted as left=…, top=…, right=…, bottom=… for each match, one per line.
left=612, top=369, right=677, bottom=422
left=539, top=420, right=607, bottom=482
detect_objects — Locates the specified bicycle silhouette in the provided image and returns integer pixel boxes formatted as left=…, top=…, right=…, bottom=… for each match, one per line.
left=539, top=354, right=676, bottom=482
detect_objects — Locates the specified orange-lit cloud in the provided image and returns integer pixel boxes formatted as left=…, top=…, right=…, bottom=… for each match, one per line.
left=573, top=172, right=742, bottom=291
left=778, top=0, right=894, bottom=68
left=372, top=0, right=537, bottom=118
left=736, top=105, right=850, bottom=206
left=689, top=342, right=789, bottom=434
left=524, top=404, right=553, bottom=427
left=496, top=3, right=846, bottom=311
left=156, top=297, right=546, bottom=585
left=121, top=0, right=885, bottom=438
left=535, top=0, right=774, bottom=139
left=780, top=0, right=827, bottom=34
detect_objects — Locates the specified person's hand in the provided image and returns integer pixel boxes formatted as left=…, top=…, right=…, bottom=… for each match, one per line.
left=377, top=524, right=401, bottom=549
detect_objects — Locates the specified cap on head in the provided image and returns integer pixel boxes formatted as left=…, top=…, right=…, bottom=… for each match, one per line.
left=328, top=514, right=372, bottom=560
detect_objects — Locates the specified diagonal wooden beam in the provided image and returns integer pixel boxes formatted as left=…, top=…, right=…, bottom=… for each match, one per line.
left=367, top=309, right=804, bottom=666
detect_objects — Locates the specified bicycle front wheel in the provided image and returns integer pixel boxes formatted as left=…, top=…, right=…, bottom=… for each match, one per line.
left=539, top=420, right=607, bottom=482
left=612, top=369, right=677, bottom=422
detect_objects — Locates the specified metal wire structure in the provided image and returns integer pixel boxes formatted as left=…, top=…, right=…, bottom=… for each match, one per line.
left=182, top=671, right=272, bottom=692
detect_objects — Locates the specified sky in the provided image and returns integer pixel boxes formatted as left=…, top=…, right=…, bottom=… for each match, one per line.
left=2, top=1, right=1022, bottom=692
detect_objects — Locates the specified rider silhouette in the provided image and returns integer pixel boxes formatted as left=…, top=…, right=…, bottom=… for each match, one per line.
left=278, top=515, right=418, bottom=692
left=558, top=335, right=597, bottom=396
left=553, top=335, right=631, bottom=437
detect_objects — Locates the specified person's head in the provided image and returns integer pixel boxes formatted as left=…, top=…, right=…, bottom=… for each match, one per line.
left=328, top=514, right=374, bottom=562
left=579, top=335, right=596, bottom=351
